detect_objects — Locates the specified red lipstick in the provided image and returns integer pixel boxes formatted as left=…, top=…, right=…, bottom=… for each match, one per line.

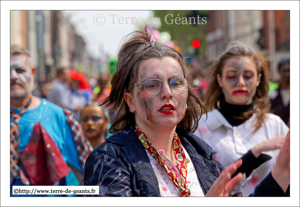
left=159, top=104, right=175, bottom=114
left=231, top=90, right=248, bottom=95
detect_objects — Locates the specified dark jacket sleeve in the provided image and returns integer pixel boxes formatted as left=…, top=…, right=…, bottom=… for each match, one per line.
left=232, top=150, right=272, bottom=178
left=249, top=172, right=288, bottom=197
left=207, top=154, right=287, bottom=197
left=83, top=142, right=133, bottom=196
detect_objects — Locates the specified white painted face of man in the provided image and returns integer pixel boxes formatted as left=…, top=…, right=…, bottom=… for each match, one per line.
left=10, top=54, right=35, bottom=99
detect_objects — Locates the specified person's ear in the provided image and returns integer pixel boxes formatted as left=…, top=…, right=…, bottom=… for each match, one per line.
left=104, top=121, right=109, bottom=130
left=217, top=74, right=223, bottom=87
left=32, top=67, right=36, bottom=75
left=124, top=92, right=136, bottom=113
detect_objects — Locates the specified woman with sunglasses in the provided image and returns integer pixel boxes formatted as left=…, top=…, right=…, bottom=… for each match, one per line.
left=194, top=41, right=289, bottom=196
left=84, top=29, right=290, bottom=197
left=79, top=102, right=110, bottom=149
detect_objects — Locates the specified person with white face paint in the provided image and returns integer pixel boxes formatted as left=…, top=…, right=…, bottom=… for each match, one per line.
left=84, top=30, right=290, bottom=197
left=10, top=45, right=92, bottom=196
left=194, top=42, right=289, bottom=196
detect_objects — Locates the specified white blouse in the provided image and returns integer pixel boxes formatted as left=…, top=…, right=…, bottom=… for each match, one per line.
left=194, top=109, right=289, bottom=196
left=146, top=146, right=205, bottom=196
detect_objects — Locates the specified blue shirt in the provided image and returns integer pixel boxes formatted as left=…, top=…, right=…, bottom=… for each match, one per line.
left=11, top=99, right=82, bottom=195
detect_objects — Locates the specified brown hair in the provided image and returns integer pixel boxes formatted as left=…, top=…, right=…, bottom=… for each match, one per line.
left=10, top=45, right=32, bottom=66
left=56, top=67, right=69, bottom=76
left=101, top=28, right=205, bottom=133
left=204, top=41, right=270, bottom=133
left=80, top=102, right=110, bottom=121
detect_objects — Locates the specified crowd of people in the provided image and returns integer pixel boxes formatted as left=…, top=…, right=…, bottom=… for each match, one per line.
left=10, top=27, right=290, bottom=197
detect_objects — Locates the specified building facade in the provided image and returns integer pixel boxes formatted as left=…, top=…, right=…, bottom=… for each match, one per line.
left=205, top=10, right=290, bottom=81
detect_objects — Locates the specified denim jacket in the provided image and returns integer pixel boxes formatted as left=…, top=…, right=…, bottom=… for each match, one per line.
left=84, top=126, right=286, bottom=197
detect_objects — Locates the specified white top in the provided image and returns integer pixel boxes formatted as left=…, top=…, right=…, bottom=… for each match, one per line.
left=194, top=109, right=289, bottom=196
left=146, top=146, right=205, bottom=196
left=280, top=89, right=290, bottom=106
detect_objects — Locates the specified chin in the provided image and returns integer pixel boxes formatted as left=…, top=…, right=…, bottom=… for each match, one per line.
left=157, top=119, right=179, bottom=128
left=232, top=99, right=250, bottom=105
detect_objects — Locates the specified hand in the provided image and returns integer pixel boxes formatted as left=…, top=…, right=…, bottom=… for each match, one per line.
left=205, top=159, right=243, bottom=197
left=271, top=131, right=290, bottom=192
left=251, top=135, right=286, bottom=158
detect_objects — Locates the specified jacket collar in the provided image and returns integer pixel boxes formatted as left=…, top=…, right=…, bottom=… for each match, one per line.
left=107, top=126, right=215, bottom=160
left=176, top=129, right=214, bottom=160
left=106, top=126, right=160, bottom=196
left=176, top=129, right=219, bottom=194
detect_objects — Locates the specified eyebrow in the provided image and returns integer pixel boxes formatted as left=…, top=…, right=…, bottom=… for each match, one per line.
left=140, top=75, right=159, bottom=83
left=139, top=63, right=183, bottom=82
left=225, top=69, right=238, bottom=73
left=226, top=68, right=255, bottom=74
left=141, top=75, right=185, bottom=83
left=10, top=64, right=26, bottom=68
left=229, top=61, right=257, bottom=70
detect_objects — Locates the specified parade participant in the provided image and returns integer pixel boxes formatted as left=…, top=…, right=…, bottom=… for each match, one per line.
left=84, top=29, right=290, bottom=197
left=194, top=42, right=289, bottom=196
left=79, top=102, right=109, bottom=149
left=48, top=67, right=72, bottom=108
left=69, top=70, right=89, bottom=120
left=92, top=71, right=111, bottom=104
left=10, top=45, right=92, bottom=195
left=269, top=57, right=290, bottom=126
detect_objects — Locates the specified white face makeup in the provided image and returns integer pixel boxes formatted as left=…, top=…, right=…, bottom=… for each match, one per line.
left=125, top=57, right=188, bottom=131
left=217, top=56, right=261, bottom=105
left=10, top=54, right=34, bottom=99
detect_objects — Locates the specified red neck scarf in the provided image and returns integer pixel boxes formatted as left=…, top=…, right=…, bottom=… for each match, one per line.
left=10, top=95, right=32, bottom=184
left=135, top=125, right=190, bottom=197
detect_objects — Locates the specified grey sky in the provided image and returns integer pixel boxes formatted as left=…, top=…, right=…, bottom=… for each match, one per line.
left=63, top=11, right=155, bottom=58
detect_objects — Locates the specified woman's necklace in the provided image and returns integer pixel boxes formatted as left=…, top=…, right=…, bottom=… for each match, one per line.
left=135, top=125, right=191, bottom=197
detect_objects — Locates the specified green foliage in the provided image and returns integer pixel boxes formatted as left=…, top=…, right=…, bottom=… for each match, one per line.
left=108, top=58, right=118, bottom=75
left=153, top=10, right=208, bottom=57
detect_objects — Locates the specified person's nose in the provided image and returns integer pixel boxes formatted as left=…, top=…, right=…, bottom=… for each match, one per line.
left=160, top=81, right=173, bottom=100
left=10, top=69, right=18, bottom=80
left=86, top=118, right=94, bottom=125
left=236, top=75, right=246, bottom=88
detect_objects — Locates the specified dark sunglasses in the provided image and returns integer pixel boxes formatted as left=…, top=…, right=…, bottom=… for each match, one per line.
left=80, top=116, right=102, bottom=123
